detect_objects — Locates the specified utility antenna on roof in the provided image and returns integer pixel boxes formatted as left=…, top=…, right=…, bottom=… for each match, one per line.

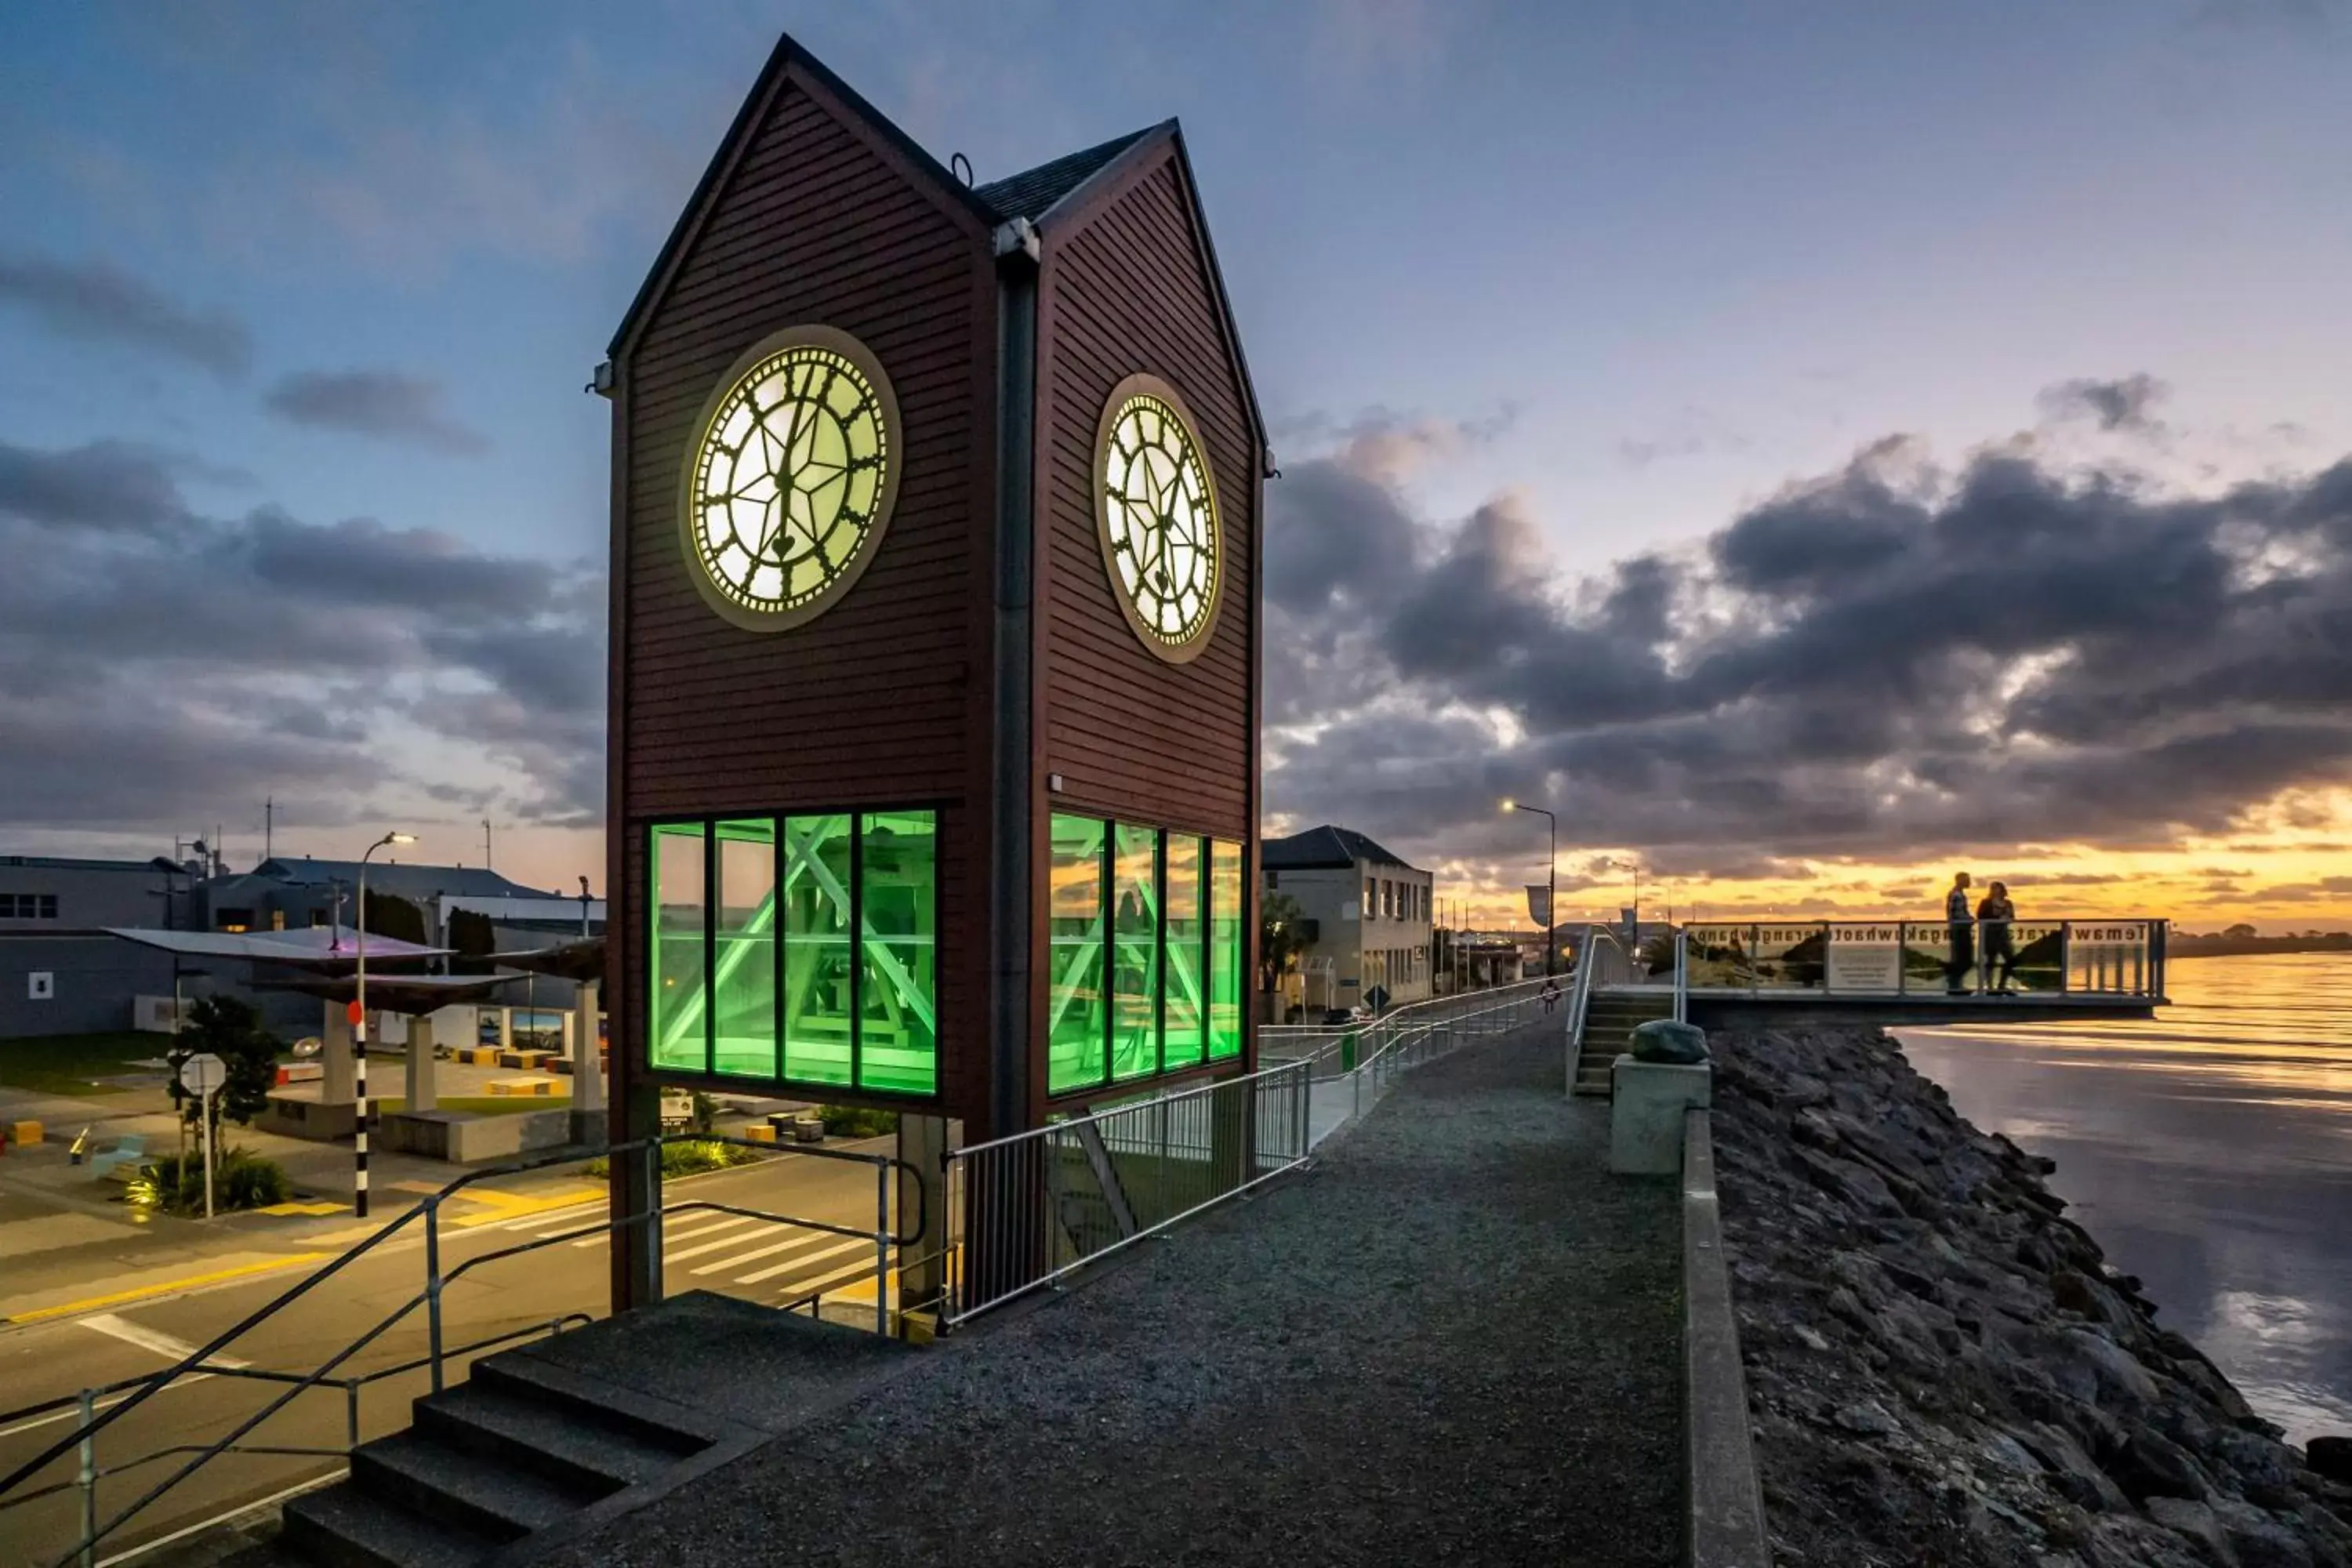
left=950, top=151, right=974, bottom=187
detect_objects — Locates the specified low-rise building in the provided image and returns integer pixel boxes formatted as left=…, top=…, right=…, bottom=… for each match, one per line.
left=1262, top=825, right=1433, bottom=1014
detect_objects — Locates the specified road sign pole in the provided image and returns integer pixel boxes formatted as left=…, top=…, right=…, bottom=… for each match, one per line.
left=201, top=1087, right=215, bottom=1220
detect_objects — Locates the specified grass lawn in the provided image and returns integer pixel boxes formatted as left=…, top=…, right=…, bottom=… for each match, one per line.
left=372, top=1096, right=572, bottom=1118
left=0, top=1032, right=164, bottom=1096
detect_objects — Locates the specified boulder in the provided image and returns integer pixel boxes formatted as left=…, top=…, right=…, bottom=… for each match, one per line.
left=1627, top=1017, right=1708, bottom=1064
left=2310, top=1437, right=2352, bottom=1487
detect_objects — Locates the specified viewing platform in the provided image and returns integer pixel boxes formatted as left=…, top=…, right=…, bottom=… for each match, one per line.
left=1570, top=918, right=2169, bottom=1094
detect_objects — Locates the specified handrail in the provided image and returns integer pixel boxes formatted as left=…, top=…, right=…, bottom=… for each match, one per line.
left=0, top=1316, right=590, bottom=1517
left=3, top=1131, right=916, bottom=1568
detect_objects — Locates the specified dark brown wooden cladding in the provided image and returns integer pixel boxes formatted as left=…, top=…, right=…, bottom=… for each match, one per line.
left=611, top=64, right=998, bottom=1119
left=1036, top=153, right=1259, bottom=840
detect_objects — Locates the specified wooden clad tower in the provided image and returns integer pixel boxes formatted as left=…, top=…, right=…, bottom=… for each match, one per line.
left=601, top=30, right=1265, bottom=1290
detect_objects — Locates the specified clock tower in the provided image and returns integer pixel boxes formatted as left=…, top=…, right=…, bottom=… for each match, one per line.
left=599, top=33, right=1265, bottom=1308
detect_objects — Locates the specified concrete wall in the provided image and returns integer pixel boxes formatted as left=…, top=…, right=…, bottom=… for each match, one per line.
left=0, top=935, right=176, bottom=1040
left=1265, top=858, right=1435, bottom=1009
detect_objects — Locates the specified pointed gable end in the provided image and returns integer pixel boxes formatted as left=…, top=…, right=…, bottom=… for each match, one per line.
left=607, top=32, right=996, bottom=363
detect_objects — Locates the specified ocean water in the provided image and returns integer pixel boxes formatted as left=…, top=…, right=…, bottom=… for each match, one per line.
left=1898, top=953, right=2352, bottom=1446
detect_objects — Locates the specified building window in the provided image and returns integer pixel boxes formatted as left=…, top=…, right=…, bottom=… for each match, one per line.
left=1047, top=814, right=1246, bottom=1097
left=0, top=894, right=59, bottom=920
left=644, top=810, right=937, bottom=1098
left=270, top=909, right=287, bottom=931
left=216, top=908, right=252, bottom=934
left=1048, top=815, right=1109, bottom=1093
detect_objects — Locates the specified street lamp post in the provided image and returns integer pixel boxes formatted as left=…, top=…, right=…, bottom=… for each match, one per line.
left=1501, top=800, right=1559, bottom=977
left=354, top=831, right=415, bottom=1218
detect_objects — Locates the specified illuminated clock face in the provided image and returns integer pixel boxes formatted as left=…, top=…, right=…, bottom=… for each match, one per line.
left=680, top=326, right=899, bottom=631
left=1096, top=377, right=1222, bottom=663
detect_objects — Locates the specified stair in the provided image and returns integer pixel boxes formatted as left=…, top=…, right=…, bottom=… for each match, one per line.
left=270, top=1343, right=719, bottom=1568
left=1571, top=993, right=1675, bottom=1098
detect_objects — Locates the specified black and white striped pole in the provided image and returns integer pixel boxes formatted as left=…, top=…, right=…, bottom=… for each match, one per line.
left=354, top=830, right=414, bottom=1220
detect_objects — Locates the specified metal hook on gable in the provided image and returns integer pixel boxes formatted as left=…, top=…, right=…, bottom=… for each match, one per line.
left=950, top=152, right=974, bottom=187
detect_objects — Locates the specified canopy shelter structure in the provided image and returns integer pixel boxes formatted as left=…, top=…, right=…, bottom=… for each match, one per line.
left=258, top=971, right=529, bottom=1118
left=103, top=925, right=457, bottom=1125
left=479, top=938, right=607, bottom=1123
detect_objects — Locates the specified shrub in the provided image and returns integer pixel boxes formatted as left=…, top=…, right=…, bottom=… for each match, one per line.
left=128, top=1147, right=290, bottom=1214
left=583, top=1138, right=759, bottom=1180
left=817, top=1105, right=898, bottom=1140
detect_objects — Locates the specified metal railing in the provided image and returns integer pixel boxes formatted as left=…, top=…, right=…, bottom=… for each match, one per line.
left=1672, top=918, right=2169, bottom=1000
left=1672, top=930, right=1690, bottom=1024
left=0, top=1133, right=918, bottom=1568
left=1563, top=925, right=1632, bottom=1098
left=940, top=1060, right=1311, bottom=1327
left=1260, top=975, right=1556, bottom=1079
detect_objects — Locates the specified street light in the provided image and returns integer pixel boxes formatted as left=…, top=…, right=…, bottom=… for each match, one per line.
left=354, top=830, right=415, bottom=1218
left=1502, top=799, right=1559, bottom=978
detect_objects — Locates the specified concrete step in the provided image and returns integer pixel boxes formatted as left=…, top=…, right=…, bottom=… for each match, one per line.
left=349, top=1429, right=586, bottom=1542
left=411, top=1381, right=676, bottom=1496
left=472, top=1354, right=718, bottom=1457
left=278, top=1484, right=498, bottom=1568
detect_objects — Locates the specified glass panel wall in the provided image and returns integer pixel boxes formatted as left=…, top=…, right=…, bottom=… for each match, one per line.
left=1047, top=816, right=1248, bottom=1095
left=1209, top=839, right=1243, bottom=1060
left=650, top=823, right=708, bottom=1073
left=858, top=811, right=938, bottom=1095
left=1112, top=823, right=1160, bottom=1082
left=1163, top=835, right=1205, bottom=1071
left=713, top=819, right=777, bottom=1079
left=644, top=809, right=936, bottom=1097
left=1047, top=815, right=1109, bottom=1095
left=782, top=815, right=855, bottom=1087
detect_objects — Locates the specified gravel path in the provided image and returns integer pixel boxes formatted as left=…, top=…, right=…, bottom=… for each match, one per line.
left=535, top=1021, right=1683, bottom=1568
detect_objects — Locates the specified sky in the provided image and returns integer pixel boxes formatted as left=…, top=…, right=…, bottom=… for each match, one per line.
left=2, top=0, right=2350, bottom=931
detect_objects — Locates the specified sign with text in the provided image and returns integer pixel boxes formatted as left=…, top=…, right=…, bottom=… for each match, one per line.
left=1825, top=923, right=1902, bottom=993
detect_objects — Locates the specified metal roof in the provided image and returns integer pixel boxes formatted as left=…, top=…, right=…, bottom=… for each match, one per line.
left=1262, top=826, right=1424, bottom=874
left=103, top=927, right=451, bottom=964
left=252, top=858, right=548, bottom=901
left=975, top=127, right=1157, bottom=222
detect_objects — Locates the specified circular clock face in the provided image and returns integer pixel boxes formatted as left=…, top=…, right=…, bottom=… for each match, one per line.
left=679, top=325, right=900, bottom=632
left=1095, top=376, right=1222, bottom=662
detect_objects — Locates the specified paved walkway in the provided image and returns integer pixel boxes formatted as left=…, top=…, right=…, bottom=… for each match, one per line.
left=536, top=1020, right=1685, bottom=1568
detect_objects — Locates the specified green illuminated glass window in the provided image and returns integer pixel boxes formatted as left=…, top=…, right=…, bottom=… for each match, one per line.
left=1047, top=814, right=1109, bottom=1095
left=1112, top=823, right=1160, bottom=1082
left=858, top=811, right=937, bottom=1095
left=1209, top=839, right=1243, bottom=1059
left=713, top=819, right=777, bottom=1079
left=650, top=823, right=708, bottom=1073
left=1163, top=835, right=1205, bottom=1071
left=782, top=815, right=855, bottom=1087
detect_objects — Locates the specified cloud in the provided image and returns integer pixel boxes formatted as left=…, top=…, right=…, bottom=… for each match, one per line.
left=0, top=252, right=251, bottom=378
left=0, top=436, right=600, bottom=836
left=2037, top=373, right=2171, bottom=435
left=263, top=370, right=489, bottom=455
left=1617, top=405, right=1751, bottom=469
left=1261, top=392, right=2352, bottom=876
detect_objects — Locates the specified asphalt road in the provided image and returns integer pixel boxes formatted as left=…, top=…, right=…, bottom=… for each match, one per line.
left=0, top=1142, right=902, bottom=1568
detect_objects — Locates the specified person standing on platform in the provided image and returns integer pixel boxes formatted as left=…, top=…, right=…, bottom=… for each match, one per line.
left=1944, top=872, right=1976, bottom=995
left=1977, top=880, right=2019, bottom=995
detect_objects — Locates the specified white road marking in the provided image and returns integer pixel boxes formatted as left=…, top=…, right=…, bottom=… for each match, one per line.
left=665, top=1223, right=794, bottom=1263
left=77, top=1314, right=249, bottom=1368
left=685, top=1229, right=840, bottom=1277
left=737, top=1236, right=873, bottom=1285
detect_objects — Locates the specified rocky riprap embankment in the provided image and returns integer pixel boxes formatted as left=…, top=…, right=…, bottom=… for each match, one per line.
left=1708, top=1024, right=2352, bottom=1568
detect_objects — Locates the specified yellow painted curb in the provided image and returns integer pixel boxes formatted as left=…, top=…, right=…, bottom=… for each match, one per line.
left=4, top=1254, right=329, bottom=1325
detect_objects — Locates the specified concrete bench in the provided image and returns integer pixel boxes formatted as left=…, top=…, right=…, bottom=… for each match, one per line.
left=487, top=1077, right=557, bottom=1098
left=459, top=1046, right=503, bottom=1067
left=88, top=1135, right=147, bottom=1180
left=498, top=1048, right=556, bottom=1070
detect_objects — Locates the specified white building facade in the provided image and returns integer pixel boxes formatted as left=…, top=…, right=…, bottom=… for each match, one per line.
left=1262, top=825, right=1434, bottom=1013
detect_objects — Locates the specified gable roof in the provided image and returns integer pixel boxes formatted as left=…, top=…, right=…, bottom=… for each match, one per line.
left=1263, top=826, right=1423, bottom=874
left=252, top=858, right=549, bottom=901
left=608, top=31, right=996, bottom=361
left=975, top=127, right=1158, bottom=223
